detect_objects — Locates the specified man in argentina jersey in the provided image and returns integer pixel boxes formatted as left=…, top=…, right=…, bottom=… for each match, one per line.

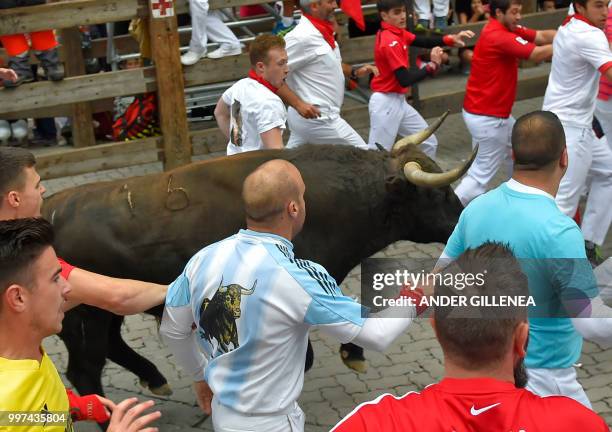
left=160, top=160, right=424, bottom=432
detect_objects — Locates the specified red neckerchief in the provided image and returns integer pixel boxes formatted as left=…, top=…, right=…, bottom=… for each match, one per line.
left=304, top=14, right=336, bottom=49
left=562, top=13, right=597, bottom=27
left=380, top=21, right=414, bottom=43
left=248, top=69, right=278, bottom=94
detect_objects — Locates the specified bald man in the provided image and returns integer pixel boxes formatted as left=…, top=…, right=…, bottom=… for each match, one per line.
left=440, top=111, right=612, bottom=407
left=160, top=160, right=423, bottom=432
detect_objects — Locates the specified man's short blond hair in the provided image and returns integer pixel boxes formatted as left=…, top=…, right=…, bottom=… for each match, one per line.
left=249, top=34, right=286, bottom=67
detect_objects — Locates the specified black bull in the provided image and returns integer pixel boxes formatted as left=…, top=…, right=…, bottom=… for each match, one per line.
left=43, top=143, right=466, bottom=397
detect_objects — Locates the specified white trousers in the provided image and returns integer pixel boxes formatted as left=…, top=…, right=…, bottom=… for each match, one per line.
left=286, top=107, right=368, bottom=149
left=556, top=124, right=612, bottom=246
left=414, top=0, right=449, bottom=20
left=527, top=367, right=592, bottom=409
left=454, top=110, right=515, bottom=206
left=368, top=92, right=437, bottom=158
left=595, top=98, right=612, bottom=146
left=211, top=397, right=305, bottom=432
left=189, top=0, right=240, bottom=54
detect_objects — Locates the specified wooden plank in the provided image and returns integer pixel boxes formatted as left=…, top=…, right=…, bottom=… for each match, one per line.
left=0, top=68, right=156, bottom=115
left=183, top=53, right=251, bottom=87
left=0, top=0, right=146, bottom=36
left=147, top=1, right=192, bottom=169
left=37, top=137, right=162, bottom=180
left=60, top=27, right=96, bottom=148
left=1, top=98, right=114, bottom=121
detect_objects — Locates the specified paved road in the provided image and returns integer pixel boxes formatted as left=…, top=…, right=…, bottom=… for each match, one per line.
left=38, top=95, right=612, bottom=431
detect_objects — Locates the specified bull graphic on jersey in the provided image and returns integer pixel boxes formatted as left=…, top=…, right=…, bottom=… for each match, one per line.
left=229, top=100, right=243, bottom=147
left=199, top=277, right=257, bottom=354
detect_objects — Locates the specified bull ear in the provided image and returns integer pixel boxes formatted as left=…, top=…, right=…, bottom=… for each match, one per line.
left=385, top=175, right=405, bottom=194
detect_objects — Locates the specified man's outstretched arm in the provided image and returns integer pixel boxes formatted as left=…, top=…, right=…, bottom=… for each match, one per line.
left=63, top=267, right=167, bottom=315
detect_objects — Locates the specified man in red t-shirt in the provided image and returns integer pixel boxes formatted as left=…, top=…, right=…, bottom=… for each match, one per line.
left=0, top=146, right=167, bottom=315
left=369, top=0, right=474, bottom=156
left=454, top=0, right=556, bottom=205
left=332, top=243, right=609, bottom=432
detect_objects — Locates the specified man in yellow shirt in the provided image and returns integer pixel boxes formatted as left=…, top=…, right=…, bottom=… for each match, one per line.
left=0, top=218, right=161, bottom=432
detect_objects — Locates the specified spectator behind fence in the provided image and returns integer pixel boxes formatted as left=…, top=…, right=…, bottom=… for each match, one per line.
left=214, top=35, right=288, bottom=155
left=455, top=0, right=489, bottom=73
left=0, top=0, right=64, bottom=87
left=332, top=242, right=609, bottom=432
left=414, top=0, right=451, bottom=31
left=181, top=0, right=242, bottom=65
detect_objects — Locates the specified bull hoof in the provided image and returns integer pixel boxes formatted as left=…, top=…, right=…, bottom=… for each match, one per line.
left=139, top=380, right=173, bottom=396
left=340, top=348, right=368, bottom=374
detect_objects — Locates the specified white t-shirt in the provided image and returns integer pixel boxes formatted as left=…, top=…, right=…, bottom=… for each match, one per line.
left=284, top=16, right=345, bottom=117
left=543, top=16, right=612, bottom=128
left=221, top=78, right=287, bottom=155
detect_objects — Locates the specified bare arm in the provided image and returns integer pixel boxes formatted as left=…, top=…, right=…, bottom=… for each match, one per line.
left=64, top=268, right=167, bottom=315
left=260, top=127, right=284, bottom=149
left=0, top=68, right=17, bottom=83
left=534, top=29, right=556, bottom=45
left=605, top=67, right=612, bottom=82
left=528, top=44, right=553, bottom=63
left=214, top=98, right=231, bottom=140
left=276, top=83, right=320, bottom=119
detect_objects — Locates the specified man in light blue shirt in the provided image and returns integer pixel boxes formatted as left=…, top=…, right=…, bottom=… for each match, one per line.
left=160, top=159, right=423, bottom=432
left=440, top=111, right=612, bottom=408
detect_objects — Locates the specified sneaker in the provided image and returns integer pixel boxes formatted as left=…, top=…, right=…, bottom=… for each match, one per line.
left=272, top=20, right=296, bottom=36
left=585, top=241, right=605, bottom=267
left=414, top=22, right=429, bottom=33
left=207, top=45, right=241, bottom=59
left=10, top=119, right=28, bottom=141
left=181, top=50, right=206, bottom=66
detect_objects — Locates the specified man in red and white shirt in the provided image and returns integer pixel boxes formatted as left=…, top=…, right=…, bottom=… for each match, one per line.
left=543, top=0, right=612, bottom=261
left=214, top=35, right=288, bottom=155
left=369, top=0, right=474, bottom=156
left=595, top=3, right=612, bottom=141
left=454, top=0, right=556, bottom=205
left=332, top=243, right=609, bottom=432
left=278, top=0, right=378, bottom=150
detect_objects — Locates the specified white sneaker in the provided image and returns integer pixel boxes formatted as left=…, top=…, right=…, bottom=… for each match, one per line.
left=181, top=50, right=206, bottom=66
left=11, top=119, right=28, bottom=141
left=207, top=45, right=241, bottom=59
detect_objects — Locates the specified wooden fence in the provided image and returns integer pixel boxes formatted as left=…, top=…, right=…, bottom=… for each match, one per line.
left=0, top=1, right=567, bottom=179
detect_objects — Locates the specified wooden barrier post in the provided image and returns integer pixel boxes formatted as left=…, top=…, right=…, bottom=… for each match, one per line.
left=60, top=27, right=96, bottom=148
left=147, top=0, right=192, bottom=170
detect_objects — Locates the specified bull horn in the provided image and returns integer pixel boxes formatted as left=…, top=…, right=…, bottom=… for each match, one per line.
left=218, top=276, right=227, bottom=293
left=242, top=280, right=257, bottom=295
left=392, top=110, right=450, bottom=152
left=403, top=144, right=478, bottom=188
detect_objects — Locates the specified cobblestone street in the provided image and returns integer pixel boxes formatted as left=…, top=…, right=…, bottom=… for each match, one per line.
left=37, top=96, right=612, bottom=430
